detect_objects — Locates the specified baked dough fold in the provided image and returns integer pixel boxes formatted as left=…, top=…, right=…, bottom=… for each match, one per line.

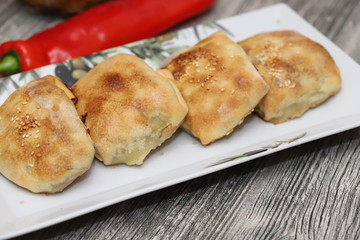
left=238, top=30, right=342, bottom=123
left=0, top=75, right=95, bottom=193
left=164, top=31, right=269, bottom=145
left=72, top=54, right=188, bottom=165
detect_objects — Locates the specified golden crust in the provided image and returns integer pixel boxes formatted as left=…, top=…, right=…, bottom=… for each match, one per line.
left=0, top=75, right=95, bottom=193
left=72, top=54, right=188, bottom=166
left=164, top=31, right=269, bottom=145
left=238, top=30, right=342, bottom=124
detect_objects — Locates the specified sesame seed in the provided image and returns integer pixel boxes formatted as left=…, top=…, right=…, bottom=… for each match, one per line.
left=14, top=114, right=41, bottom=135
left=31, top=151, right=34, bottom=155
left=36, top=144, right=40, bottom=148
left=278, top=79, right=296, bottom=88
left=220, top=88, right=225, bottom=92
left=22, top=102, right=27, bottom=105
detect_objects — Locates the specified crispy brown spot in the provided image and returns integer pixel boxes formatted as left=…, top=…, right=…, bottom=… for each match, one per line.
left=83, top=95, right=109, bottom=126
left=52, top=103, right=59, bottom=112
left=170, top=47, right=223, bottom=81
left=102, top=73, right=126, bottom=91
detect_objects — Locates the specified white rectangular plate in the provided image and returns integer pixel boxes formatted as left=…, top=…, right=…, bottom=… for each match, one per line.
left=1, top=3, right=360, bottom=239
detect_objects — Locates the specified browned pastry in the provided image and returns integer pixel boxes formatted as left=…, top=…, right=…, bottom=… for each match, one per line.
left=0, top=75, right=95, bottom=193
left=238, top=30, right=342, bottom=124
left=163, top=31, right=269, bottom=145
left=72, top=54, right=188, bottom=166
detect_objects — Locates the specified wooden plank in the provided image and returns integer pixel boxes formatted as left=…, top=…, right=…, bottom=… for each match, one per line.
left=0, top=0, right=62, bottom=42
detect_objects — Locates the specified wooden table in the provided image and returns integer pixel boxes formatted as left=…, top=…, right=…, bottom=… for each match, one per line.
left=1, top=0, right=359, bottom=239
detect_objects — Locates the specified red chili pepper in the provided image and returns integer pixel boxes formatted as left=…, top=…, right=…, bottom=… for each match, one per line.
left=0, top=41, right=49, bottom=76
left=0, top=0, right=216, bottom=76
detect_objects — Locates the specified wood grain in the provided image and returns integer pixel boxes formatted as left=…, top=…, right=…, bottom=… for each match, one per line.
left=1, top=0, right=359, bottom=239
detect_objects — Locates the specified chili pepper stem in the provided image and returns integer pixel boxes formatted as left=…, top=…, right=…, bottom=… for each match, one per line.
left=0, top=53, right=20, bottom=76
